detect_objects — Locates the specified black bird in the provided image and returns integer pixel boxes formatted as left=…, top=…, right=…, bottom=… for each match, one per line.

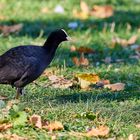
left=0, top=29, right=71, bottom=98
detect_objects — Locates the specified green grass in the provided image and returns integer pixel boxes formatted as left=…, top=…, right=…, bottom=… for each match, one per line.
left=0, top=0, right=140, bottom=139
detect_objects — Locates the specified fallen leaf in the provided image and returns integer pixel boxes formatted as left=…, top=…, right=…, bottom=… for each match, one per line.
left=80, top=1, right=89, bottom=15
left=86, top=125, right=110, bottom=137
left=128, top=134, right=137, bottom=140
left=127, top=35, right=138, bottom=45
left=72, top=53, right=89, bottom=67
left=44, top=121, right=64, bottom=131
left=96, top=79, right=110, bottom=87
left=112, top=35, right=138, bottom=47
left=104, top=83, right=125, bottom=91
left=73, top=8, right=88, bottom=19
left=72, top=57, right=80, bottom=66
left=0, top=95, right=8, bottom=100
left=70, top=45, right=77, bottom=52
left=0, top=23, right=23, bottom=36
left=70, top=125, right=109, bottom=137
left=0, top=123, right=12, bottom=131
left=135, top=124, right=140, bottom=128
left=90, top=5, right=113, bottom=18
left=76, top=73, right=100, bottom=89
left=77, top=46, right=94, bottom=54
left=41, top=7, right=49, bottom=13
left=29, top=114, right=42, bottom=129
left=48, top=75, right=73, bottom=89
left=0, top=133, right=28, bottom=140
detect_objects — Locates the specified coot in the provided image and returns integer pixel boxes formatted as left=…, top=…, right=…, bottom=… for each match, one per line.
left=0, top=29, right=70, bottom=98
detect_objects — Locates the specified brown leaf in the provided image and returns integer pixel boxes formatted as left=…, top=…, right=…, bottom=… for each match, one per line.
left=0, top=123, right=12, bottom=131
left=0, top=133, right=28, bottom=140
left=80, top=1, right=89, bottom=15
left=104, top=83, right=125, bottom=91
left=0, top=23, right=23, bottom=36
left=86, top=125, right=110, bottom=137
left=29, top=114, right=42, bottom=129
left=77, top=46, right=94, bottom=54
left=72, top=53, right=89, bottom=67
left=128, top=134, right=137, bottom=140
left=79, top=54, right=89, bottom=66
left=70, top=125, right=109, bottom=137
left=90, top=5, right=113, bottom=18
left=70, top=45, right=77, bottom=52
left=44, top=121, right=64, bottom=131
left=48, top=75, right=73, bottom=89
left=72, top=57, right=80, bottom=66
left=0, top=95, right=8, bottom=100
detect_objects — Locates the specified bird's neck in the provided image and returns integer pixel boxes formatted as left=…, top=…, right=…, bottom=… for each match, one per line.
left=43, top=41, right=60, bottom=55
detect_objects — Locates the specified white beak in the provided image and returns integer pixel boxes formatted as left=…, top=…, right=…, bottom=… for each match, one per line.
left=66, top=36, right=72, bottom=41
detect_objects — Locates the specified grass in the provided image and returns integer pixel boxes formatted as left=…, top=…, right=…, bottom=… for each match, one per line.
left=0, top=0, right=140, bottom=139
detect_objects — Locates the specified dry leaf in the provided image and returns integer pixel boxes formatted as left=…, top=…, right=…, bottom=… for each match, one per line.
left=79, top=57, right=89, bottom=66
left=72, top=57, right=80, bottom=66
left=104, top=83, right=125, bottom=91
left=70, top=45, right=77, bottom=52
left=70, top=125, right=109, bottom=137
left=44, top=121, right=64, bottom=131
left=73, top=9, right=88, bottom=19
left=127, top=35, right=137, bottom=45
left=0, top=133, right=28, bottom=140
left=76, top=73, right=100, bottom=89
left=77, top=46, right=94, bottom=54
left=86, top=125, right=110, bottom=137
left=90, top=5, right=113, bottom=18
left=0, top=95, right=8, bottom=100
left=80, top=1, right=89, bottom=15
left=29, top=114, right=42, bottom=129
left=0, top=123, right=12, bottom=131
left=135, top=124, right=140, bottom=128
left=41, top=7, right=49, bottom=13
left=48, top=75, right=73, bottom=89
left=128, top=134, right=137, bottom=140
left=72, top=53, right=89, bottom=67
left=0, top=23, right=23, bottom=36
left=112, top=35, right=138, bottom=47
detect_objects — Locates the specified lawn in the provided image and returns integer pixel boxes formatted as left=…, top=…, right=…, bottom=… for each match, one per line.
left=0, top=0, right=140, bottom=139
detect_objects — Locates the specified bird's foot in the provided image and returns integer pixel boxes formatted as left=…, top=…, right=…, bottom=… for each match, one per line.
left=15, top=88, right=24, bottom=99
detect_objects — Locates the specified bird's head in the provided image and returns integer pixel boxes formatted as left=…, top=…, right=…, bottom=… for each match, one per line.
left=46, top=29, right=71, bottom=45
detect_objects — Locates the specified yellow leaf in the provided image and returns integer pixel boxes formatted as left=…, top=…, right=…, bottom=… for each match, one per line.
left=104, top=83, right=125, bottom=91
left=76, top=73, right=100, bottom=89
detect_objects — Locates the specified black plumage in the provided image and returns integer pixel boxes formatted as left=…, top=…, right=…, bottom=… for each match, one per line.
left=0, top=29, right=70, bottom=98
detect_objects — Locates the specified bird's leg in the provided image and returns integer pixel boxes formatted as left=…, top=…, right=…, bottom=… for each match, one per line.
left=15, top=88, right=23, bottom=99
